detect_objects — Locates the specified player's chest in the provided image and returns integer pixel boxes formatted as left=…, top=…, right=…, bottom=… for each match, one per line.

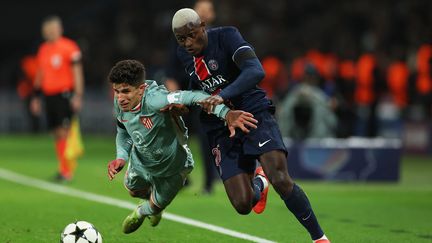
left=190, top=54, right=234, bottom=94
left=120, top=113, right=165, bottom=138
left=40, top=48, right=69, bottom=69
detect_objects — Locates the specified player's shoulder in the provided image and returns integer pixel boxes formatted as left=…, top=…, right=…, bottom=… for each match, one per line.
left=211, top=26, right=245, bottom=45
left=209, top=26, right=239, bottom=35
left=59, top=36, right=76, bottom=45
left=145, top=80, right=169, bottom=100
left=145, top=80, right=166, bottom=92
left=142, top=80, right=169, bottom=114
left=38, top=41, right=51, bottom=52
left=59, top=37, right=80, bottom=50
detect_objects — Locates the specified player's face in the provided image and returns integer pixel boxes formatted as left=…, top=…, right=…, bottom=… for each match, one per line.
left=174, top=24, right=207, bottom=56
left=113, top=83, right=145, bottom=112
left=42, top=21, right=63, bottom=42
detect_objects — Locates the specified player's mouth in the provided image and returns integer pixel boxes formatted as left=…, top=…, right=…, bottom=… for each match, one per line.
left=187, top=48, right=197, bottom=55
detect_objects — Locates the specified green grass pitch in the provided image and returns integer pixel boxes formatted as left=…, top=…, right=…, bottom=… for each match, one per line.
left=0, top=135, right=431, bottom=242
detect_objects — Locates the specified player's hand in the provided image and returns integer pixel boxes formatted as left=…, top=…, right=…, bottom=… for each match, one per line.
left=107, top=159, right=126, bottom=181
left=225, top=110, right=258, bottom=137
left=198, top=95, right=224, bottom=114
left=71, top=94, right=83, bottom=113
left=30, top=97, right=42, bottom=115
left=160, top=103, right=189, bottom=116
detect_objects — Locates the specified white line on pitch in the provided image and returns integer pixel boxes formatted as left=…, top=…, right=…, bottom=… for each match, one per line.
left=0, top=168, right=276, bottom=243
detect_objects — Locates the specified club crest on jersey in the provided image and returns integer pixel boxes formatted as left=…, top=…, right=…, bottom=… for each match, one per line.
left=208, top=59, right=218, bottom=71
left=140, top=116, right=153, bottom=129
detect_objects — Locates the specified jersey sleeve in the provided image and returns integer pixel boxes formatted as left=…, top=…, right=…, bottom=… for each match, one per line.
left=67, top=40, right=82, bottom=63
left=116, top=124, right=132, bottom=161
left=218, top=27, right=265, bottom=100
left=147, top=87, right=230, bottom=119
left=221, top=27, right=253, bottom=59
left=113, top=99, right=132, bottom=161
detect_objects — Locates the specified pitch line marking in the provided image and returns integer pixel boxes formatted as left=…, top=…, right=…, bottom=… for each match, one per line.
left=0, top=168, right=276, bottom=243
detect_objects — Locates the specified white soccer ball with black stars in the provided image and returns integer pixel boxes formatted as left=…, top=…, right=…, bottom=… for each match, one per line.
left=60, top=221, right=103, bottom=243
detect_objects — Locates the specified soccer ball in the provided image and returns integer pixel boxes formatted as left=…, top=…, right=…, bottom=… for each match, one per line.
left=60, top=221, right=103, bottom=243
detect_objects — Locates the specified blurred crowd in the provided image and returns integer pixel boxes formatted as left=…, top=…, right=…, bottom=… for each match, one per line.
left=4, top=0, right=432, bottom=140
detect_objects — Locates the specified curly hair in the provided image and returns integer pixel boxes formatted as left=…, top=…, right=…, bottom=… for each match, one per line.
left=108, top=60, right=146, bottom=87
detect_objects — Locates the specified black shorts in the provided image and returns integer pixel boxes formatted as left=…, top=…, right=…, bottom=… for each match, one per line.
left=44, top=92, right=73, bottom=129
left=207, top=109, right=287, bottom=181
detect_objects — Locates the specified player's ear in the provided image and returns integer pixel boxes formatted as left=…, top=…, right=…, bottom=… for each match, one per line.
left=138, top=83, right=146, bottom=95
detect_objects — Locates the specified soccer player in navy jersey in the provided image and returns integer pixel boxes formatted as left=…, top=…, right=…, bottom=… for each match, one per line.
left=171, top=8, right=330, bottom=243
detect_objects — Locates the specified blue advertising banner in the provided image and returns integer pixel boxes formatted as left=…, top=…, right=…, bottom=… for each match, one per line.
left=285, top=138, right=402, bottom=181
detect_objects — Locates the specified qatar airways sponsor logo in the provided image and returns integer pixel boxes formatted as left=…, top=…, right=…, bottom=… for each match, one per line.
left=199, top=75, right=229, bottom=93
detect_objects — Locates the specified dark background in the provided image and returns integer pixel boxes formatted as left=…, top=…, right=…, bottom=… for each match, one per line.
left=1, top=0, right=431, bottom=89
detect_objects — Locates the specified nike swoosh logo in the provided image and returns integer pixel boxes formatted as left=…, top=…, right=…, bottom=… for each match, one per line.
left=258, top=139, right=271, bottom=147
left=189, top=71, right=194, bottom=76
left=302, top=212, right=312, bottom=221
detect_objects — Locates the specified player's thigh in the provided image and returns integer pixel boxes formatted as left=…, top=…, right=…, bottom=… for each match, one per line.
left=208, top=131, right=255, bottom=181
left=243, top=109, right=287, bottom=156
left=151, top=167, right=192, bottom=209
left=259, top=150, right=294, bottom=195
left=223, top=172, right=255, bottom=212
left=123, top=160, right=152, bottom=194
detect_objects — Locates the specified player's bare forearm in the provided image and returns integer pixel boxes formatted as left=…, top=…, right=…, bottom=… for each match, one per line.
left=225, top=110, right=258, bottom=137
left=72, top=63, right=85, bottom=97
left=72, top=63, right=85, bottom=112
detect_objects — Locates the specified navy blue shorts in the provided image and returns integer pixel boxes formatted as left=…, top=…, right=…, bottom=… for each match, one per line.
left=207, top=109, right=287, bottom=181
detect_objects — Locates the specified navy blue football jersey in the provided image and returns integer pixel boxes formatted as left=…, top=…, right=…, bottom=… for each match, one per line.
left=177, top=26, right=272, bottom=132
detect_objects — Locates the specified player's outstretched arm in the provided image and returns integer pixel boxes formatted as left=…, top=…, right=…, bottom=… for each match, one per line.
left=225, top=110, right=258, bottom=137
left=159, top=103, right=189, bottom=116
left=107, top=158, right=126, bottom=180
left=157, top=90, right=229, bottom=118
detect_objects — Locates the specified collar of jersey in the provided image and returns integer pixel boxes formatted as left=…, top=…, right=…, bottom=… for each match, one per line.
left=130, top=102, right=142, bottom=113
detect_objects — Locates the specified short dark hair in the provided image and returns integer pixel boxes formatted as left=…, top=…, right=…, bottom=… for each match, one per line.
left=108, top=60, right=146, bottom=87
left=42, top=15, right=62, bottom=25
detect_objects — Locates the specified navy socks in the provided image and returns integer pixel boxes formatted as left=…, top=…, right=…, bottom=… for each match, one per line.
left=252, top=176, right=264, bottom=206
left=282, top=184, right=324, bottom=240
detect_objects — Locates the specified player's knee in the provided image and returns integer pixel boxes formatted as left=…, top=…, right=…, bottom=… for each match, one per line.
left=231, top=197, right=253, bottom=215
left=128, top=190, right=140, bottom=198
left=269, top=172, right=293, bottom=191
left=128, top=189, right=149, bottom=199
left=233, top=203, right=252, bottom=215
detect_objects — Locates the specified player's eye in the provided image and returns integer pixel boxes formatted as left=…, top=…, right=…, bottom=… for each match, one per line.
left=177, top=36, right=185, bottom=42
left=188, top=32, right=196, bottom=38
